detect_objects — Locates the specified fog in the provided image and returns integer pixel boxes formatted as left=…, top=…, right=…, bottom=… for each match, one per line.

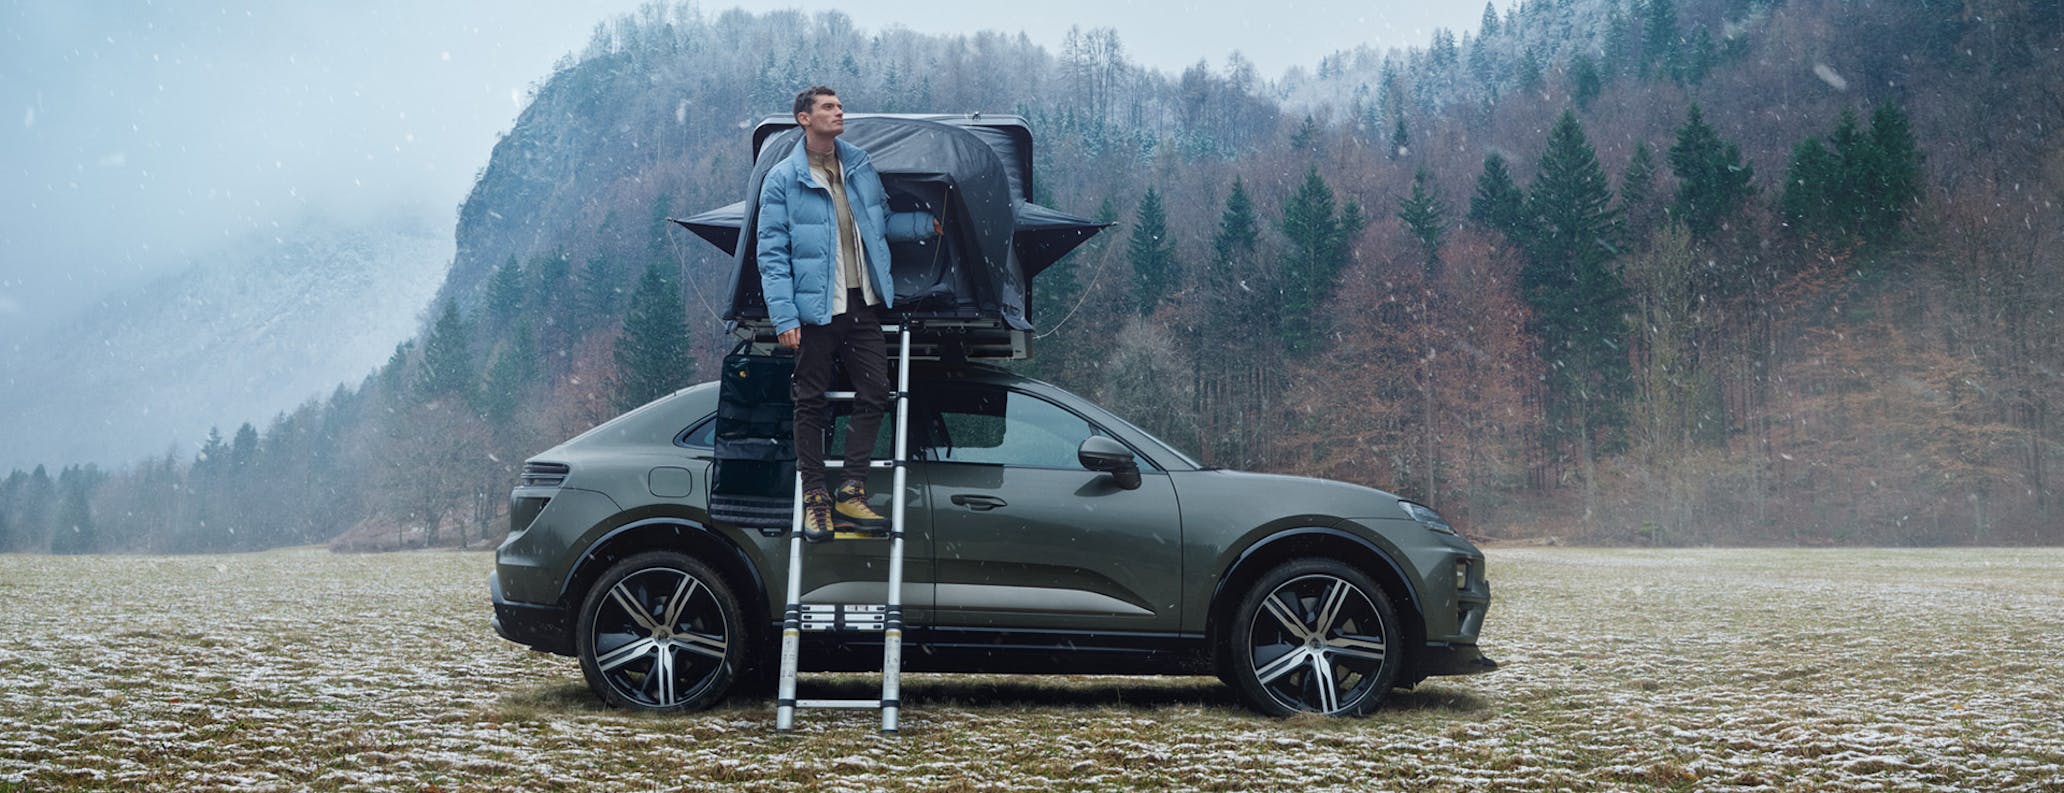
left=0, top=0, right=645, bottom=336
left=0, top=0, right=1485, bottom=339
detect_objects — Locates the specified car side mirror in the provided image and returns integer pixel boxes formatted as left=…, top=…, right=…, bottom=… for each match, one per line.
left=1078, top=435, right=1141, bottom=490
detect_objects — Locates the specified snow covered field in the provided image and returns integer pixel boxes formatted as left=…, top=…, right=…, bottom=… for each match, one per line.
left=1, top=546, right=2059, bottom=791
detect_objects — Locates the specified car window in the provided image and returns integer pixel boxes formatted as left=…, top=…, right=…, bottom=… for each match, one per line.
left=681, top=407, right=899, bottom=456
left=675, top=414, right=717, bottom=448
left=925, top=386, right=1094, bottom=469
left=829, top=408, right=898, bottom=460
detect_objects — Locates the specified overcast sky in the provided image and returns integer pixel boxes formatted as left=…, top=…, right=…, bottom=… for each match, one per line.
left=0, top=1, right=1491, bottom=336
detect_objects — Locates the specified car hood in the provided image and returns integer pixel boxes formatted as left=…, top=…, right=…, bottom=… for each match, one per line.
left=1174, top=468, right=1408, bottom=524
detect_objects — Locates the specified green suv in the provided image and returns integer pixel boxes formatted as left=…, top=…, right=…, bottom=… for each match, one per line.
left=490, top=362, right=1494, bottom=717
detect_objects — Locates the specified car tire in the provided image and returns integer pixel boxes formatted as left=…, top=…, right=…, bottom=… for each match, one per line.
left=575, top=550, right=746, bottom=711
left=1223, top=558, right=1402, bottom=717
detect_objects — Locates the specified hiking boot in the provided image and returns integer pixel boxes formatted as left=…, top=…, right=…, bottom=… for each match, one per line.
left=801, top=488, right=835, bottom=543
left=833, top=481, right=889, bottom=537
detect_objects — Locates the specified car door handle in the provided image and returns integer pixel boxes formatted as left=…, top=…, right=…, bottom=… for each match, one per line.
left=950, top=494, right=1007, bottom=511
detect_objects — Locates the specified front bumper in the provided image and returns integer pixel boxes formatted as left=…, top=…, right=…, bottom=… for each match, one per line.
left=489, top=570, right=573, bottom=656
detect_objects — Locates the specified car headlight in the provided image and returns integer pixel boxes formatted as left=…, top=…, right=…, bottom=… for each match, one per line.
left=1399, top=500, right=1455, bottom=535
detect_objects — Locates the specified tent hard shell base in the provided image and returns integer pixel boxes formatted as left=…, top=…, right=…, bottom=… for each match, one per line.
left=727, top=316, right=1029, bottom=362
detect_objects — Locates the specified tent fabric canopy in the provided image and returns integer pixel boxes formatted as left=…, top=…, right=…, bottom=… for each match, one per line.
left=673, top=197, right=1104, bottom=280
left=672, top=115, right=1107, bottom=332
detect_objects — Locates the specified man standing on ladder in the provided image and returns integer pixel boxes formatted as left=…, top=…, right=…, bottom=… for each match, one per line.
left=755, top=85, right=897, bottom=544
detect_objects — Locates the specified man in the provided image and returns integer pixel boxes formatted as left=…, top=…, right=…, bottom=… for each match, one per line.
left=755, top=86, right=920, bottom=543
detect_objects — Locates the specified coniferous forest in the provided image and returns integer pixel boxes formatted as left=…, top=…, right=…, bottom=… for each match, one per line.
left=4, top=0, right=2062, bottom=553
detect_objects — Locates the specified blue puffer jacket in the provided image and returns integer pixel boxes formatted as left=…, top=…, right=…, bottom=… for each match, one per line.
left=755, top=138, right=930, bottom=334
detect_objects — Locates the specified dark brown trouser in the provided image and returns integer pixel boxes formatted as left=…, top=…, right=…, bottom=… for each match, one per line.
left=792, top=290, right=889, bottom=494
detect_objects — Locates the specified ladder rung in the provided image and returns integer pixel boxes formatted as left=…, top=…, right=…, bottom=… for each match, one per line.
left=798, top=699, right=884, bottom=709
left=824, top=390, right=910, bottom=400
left=800, top=603, right=888, bottom=631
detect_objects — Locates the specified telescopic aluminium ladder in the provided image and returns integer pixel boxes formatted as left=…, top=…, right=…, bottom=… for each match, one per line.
left=775, top=324, right=913, bottom=734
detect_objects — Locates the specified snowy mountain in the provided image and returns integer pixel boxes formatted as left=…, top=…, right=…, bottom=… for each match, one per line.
left=0, top=218, right=451, bottom=472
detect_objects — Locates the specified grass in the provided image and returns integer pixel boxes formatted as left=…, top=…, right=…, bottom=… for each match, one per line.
left=1, top=547, right=2061, bottom=791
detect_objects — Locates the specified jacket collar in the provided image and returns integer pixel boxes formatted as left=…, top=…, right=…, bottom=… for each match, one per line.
left=787, top=136, right=867, bottom=189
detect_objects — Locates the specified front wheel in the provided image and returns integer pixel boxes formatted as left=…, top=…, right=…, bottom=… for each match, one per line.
left=575, top=551, right=746, bottom=711
left=1223, top=558, right=1403, bottom=717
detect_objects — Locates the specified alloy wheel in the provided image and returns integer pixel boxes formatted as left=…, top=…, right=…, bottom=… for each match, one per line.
left=1245, top=572, right=1391, bottom=714
left=587, top=565, right=732, bottom=708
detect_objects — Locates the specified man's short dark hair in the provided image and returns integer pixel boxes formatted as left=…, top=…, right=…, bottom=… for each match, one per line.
left=793, top=86, right=837, bottom=117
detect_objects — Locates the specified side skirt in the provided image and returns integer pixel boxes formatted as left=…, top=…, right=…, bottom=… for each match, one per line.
left=781, top=625, right=1213, bottom=675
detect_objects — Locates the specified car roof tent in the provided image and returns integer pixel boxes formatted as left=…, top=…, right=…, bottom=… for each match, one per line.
left=673, top=114, right=1108, bottom=360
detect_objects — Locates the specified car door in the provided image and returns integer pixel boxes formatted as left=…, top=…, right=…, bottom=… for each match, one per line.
left=917, top=382, right=1182, bottom=634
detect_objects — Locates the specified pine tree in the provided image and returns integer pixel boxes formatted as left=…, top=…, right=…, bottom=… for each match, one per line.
left=1289, top=114, right=1322, bottom=153
left=1429, top=28, right=1460, bottom=69
left=1516, top=47, right=1544, bottom=93
left=223, top=422, right=259, bottom=544
left=485, top=256, right=526, bottom=327
left=1480, top=1, right=1501, bottom=37
left=1619, top=142, right=1661, bottom=240
left=1522, top=110, right=1630, bottom=456
left=647, top=192, right=676, bottom=262
left=1825, top=111, right=1873, bottom=234
left=375, top=341, right=412, bottom=398
left=1396, top=168, right=1450, bottom=276
left=529, top=251, right=574, bottom=336
left=25, top=465, right=55, bottom=550
left=49, top=466, right=98, bottom=554
left=5, top=467, right=55, bottom=552
left=1667, top=105, right=1755, bottom=239
left=1862, top=101, right=1924, bottom=240
left=1278, top=166, right=1360, bottom=353
left=1780, top=103, right=1924, bottom=247
left=611, top=262, right=695, bottom=414
left=1682, top=26, right=1717, bottom=85
left=1126, top=187, right=1178, bottom=316
left=1467, top=36, right=1497, bottom=92
left=1469, top=152, right=1529, bottom=241
left=416, top=297, right=477, bottom=405
left=1377, top=59, right=1404, bottom=120
left=0, top=471, right=18, bottom=552
left=483, top=320, right=538, bottom=424
left=190, top=426, right=236, bottom=550
left=231, top=423, right=260, bottom=470
left=1641, top=0, right=1680, bottom=78
left=1570, top=53, right=1604, bottom=109
left=576, top=254, right=625, bottom=333
left=1198, top=178, right=1271, bottom=467
left=1205, top=179, right=1266, bottom=338
left=1390, top=117, right=1409, bottom=160
left=1604, top=2, right=1635, bottom=76
left=191, top=428, right=222, bottom=473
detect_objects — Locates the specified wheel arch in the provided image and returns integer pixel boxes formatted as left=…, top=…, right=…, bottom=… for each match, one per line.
left=1206, top=526, right=1427, bottom=668
left=559, top=517, right=770, bottom=660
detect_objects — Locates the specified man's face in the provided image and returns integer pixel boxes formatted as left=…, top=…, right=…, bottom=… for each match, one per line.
left=797, top=94, right=844, bottom=139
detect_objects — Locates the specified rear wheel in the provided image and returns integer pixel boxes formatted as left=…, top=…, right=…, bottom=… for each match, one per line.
left=1223, top=558, right=1402, bottom=717
left=575, top=551, right=745, bottom=711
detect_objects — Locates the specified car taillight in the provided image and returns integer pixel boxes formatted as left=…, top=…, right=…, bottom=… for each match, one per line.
left=520, top=461, right=569, bottom=488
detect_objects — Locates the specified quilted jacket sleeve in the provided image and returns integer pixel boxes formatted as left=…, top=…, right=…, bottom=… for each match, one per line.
left=754, top=168, right=800, bottom=335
